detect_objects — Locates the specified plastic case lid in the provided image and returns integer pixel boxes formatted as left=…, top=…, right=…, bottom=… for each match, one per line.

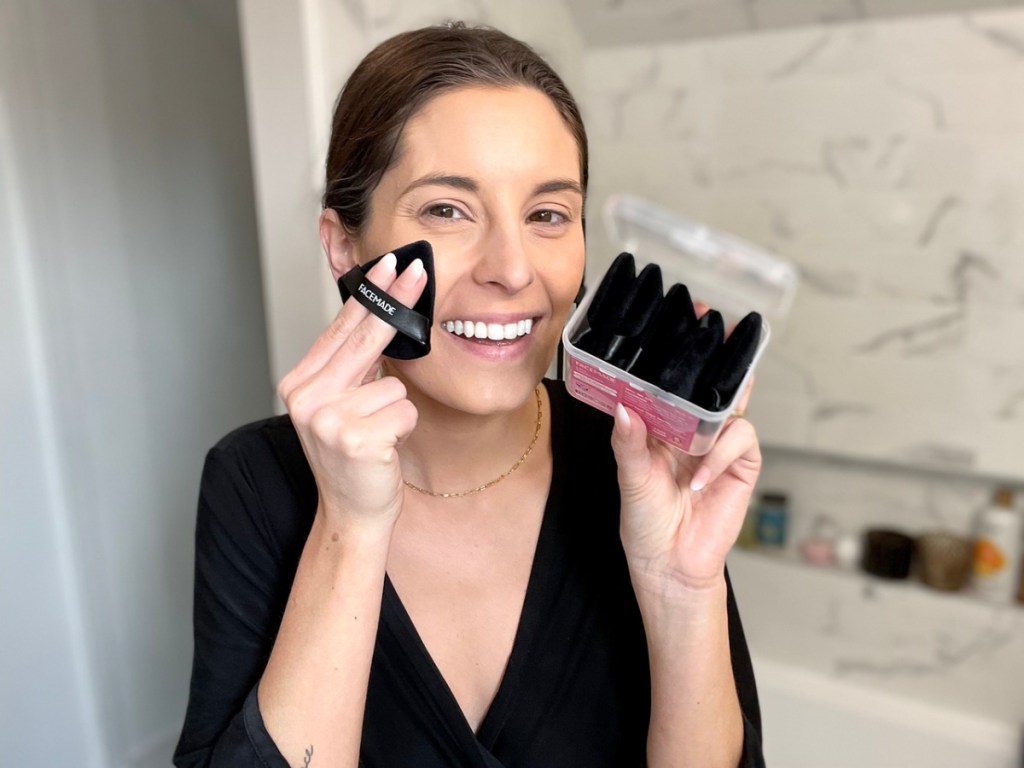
left=603, top=194, right=798, bottom=321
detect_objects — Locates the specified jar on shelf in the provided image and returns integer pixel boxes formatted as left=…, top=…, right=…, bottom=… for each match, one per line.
left=917, top=531, right=972, bottom=592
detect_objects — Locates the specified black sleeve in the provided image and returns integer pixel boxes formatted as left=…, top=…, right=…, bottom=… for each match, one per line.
left=173, top=442, right=298, bottom=768
left=725, top=567, right=766, bottom=768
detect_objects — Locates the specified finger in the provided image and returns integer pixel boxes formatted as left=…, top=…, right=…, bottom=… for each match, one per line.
left=292, top=376, right=409, bottom=448
left=369, top=397, right=420, bottom=450
left=731, top=375, right=755, bottom=416
left=307, top=395, right=419, bottom=463
left=610, top=403, right=655, bottom=494
left=346, top=375, right=408, bottom=418
left=319, top=257, right=429, bottom=389
left=279, top=253, right=399, bottom=400
left=688, top=416, right=759, bottom=492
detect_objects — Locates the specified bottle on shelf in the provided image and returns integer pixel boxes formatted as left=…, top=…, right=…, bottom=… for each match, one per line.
left=972, top=487, right=1023, bottom=603
left=754, top=492, right=788, bottom=550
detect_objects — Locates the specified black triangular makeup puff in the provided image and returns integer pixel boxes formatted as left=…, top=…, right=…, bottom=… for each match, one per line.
left=605, top=263, right=663, bottom=369
left=337, top=240, right=435, bottom=360
left=630, top=283, right=699, bottom=381
left=655, top=309, right=724, bottom=401
left=692, top=311, right=763, bottom=410
left=571, top=252, right=635, bottom=355
left=570, top=253, right=665, bottom=369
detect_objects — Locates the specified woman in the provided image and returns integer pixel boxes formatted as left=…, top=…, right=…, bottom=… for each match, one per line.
left=175, top=22, right=764, bottom=768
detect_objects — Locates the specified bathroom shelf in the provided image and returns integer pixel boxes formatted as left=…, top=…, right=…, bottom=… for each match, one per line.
left=759, top=436, right=1024, bottom=489
left=730, top=546, right=1024, bottom=613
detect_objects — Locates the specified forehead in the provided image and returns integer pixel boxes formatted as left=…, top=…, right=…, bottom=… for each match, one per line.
left=393, top=85, right=581, bottom=185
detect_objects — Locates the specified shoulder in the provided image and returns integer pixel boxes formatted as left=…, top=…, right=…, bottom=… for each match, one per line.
left=207, top=414, right=301, bottom=467
left=197, top=415, right=316, bottom=569
left=204, top=415, right=313, bottom=495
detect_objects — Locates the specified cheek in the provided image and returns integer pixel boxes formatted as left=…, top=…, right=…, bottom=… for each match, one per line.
left=545, top=244, right=586, bottom=310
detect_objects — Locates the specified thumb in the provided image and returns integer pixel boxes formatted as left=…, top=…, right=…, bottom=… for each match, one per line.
left=610, top=403, right=653, bottom=492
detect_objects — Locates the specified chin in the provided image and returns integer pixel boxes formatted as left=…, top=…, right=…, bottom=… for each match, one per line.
left=393, top=325, right=560, bottom=415
left=399, top=357, right=550, bottom=417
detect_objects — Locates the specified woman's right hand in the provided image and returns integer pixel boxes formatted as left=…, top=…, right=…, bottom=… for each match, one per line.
left=277, top=253, right=428, bottom=531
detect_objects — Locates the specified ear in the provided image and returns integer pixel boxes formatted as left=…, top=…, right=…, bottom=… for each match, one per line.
left=320, top=209, right=360, bottom=280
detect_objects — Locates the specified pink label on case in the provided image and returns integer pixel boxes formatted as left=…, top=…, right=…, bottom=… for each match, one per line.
left=567, top=357, right=699, bottom=451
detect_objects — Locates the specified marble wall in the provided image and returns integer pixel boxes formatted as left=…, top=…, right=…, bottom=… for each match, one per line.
left=727, top=548, right=1024, bottom=763
left=582, top=8, right=1024, bottom=738
left=583, top=8, right=1024, bottom=484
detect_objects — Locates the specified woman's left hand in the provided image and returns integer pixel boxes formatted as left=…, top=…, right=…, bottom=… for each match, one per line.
left=610, top=389, right=761, bottom=595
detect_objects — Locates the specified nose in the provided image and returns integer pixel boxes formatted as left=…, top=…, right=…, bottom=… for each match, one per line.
left=471, top=218, right=535, bottom=295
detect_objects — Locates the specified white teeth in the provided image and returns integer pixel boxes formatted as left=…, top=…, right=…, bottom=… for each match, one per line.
left=442, top=318, right=536, bottom=341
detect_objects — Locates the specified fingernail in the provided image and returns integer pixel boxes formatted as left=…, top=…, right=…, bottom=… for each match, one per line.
left=378, top=252, right=397, bottom=275
left=405, top=258, right=424, bottom=280
left=689, top=466, right=711, bottom=492
left=614, top=403, right=631, bottom=436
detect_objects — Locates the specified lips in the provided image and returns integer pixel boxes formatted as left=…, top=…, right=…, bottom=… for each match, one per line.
left=442, top=318, right=534, bottom=341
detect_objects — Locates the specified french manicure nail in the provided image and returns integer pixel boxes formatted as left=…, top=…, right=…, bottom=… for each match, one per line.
left=379, top=252, right=397, bottom=274
left=406, top=258, right=424, bottom=280
left=689, top=466, right=711, bottom=492
left=614, top=403, right=631, bottom=436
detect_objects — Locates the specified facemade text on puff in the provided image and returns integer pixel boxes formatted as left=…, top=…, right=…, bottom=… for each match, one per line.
left=358, top=282, right=396, bottom=316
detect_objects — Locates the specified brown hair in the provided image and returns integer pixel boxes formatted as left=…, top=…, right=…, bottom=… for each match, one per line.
left=323, top=22, right=588, bottom=235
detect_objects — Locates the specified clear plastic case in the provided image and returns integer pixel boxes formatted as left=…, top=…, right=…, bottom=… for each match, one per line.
left=562, top=195, right=785, bottom=455
left=562, top=285, right=770, bottom=455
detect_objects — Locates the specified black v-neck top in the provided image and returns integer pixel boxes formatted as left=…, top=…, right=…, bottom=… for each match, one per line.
left=173, top=381, right=764, bottom=767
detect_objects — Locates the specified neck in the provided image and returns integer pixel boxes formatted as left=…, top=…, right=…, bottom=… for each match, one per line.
left=397, top=382, right=546, bottom=498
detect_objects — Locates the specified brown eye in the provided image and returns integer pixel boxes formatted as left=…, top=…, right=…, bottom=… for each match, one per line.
left=426, top=204, right=464, bottom=220
left=529, top=209, right=567, bottom=224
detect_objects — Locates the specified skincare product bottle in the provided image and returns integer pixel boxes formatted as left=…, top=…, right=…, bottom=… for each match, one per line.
left=799, top=515, right=839, bottom=566
left=755, top=492, right=788, bottom=550
left=972, top=487, right=1023, bottom=603
left=834, top=532, right=862, bottom=570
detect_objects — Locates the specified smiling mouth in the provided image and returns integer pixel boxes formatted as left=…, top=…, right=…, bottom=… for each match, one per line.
left=441, top=319, right=534, bottom=342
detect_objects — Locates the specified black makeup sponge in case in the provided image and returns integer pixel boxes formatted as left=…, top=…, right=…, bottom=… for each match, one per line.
left=691, top=311, right=763, bottom=411
left=571, top=253, right=664, bottom=369
left=571, top=251, right=635, bottom=355
left=630, top=283, right=699, bottom=383
left=337, top=240, right=435, bottom=359
left=653, top=308, right=725, bottom=401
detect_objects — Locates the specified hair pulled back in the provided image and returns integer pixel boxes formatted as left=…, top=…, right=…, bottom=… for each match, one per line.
left=323, top=22, right=588, bottom=235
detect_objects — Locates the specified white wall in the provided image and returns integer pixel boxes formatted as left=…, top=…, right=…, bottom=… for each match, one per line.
left=1, top=0, right=271, bottom=765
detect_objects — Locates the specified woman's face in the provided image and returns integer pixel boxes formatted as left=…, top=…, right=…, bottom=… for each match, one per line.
left=353, top=85, right=586, bottom=415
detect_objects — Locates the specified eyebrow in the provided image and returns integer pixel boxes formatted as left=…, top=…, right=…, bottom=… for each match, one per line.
left=400, top=174, right=583, bottom=200
left=533, top=178, right=584, bottom=198
left=401, top=174, right=478, bottom=197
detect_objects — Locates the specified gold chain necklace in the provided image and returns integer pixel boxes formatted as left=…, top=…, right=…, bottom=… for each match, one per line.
left=403, top=387, right=543, bottom=499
